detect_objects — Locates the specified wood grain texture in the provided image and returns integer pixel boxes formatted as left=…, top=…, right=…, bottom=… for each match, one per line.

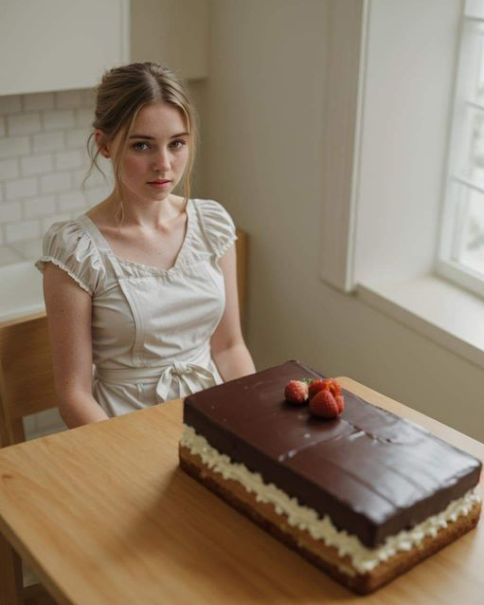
left=0, top=379, right=482, bottom=604
left=0, top=312, right=58, bottom=440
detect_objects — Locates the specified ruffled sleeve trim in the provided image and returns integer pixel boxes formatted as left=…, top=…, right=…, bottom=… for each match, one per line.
left=34, top=219, right=105, bottom=295
left=195, top=199, right=238, bottom=258
left=35, top=256, right=92, bottom=294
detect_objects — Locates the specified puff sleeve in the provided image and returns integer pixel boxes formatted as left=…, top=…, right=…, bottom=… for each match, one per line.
left=198, top=199, right=238, bottom=258
left=35, top=220, right=104, bottom=295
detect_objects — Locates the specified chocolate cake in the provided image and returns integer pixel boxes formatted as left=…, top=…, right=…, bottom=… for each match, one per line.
left=178, top=360, right=482, bottom=594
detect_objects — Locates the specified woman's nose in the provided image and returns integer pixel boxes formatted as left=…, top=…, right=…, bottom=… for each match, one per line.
left=153, top=148, right=171, bottom=172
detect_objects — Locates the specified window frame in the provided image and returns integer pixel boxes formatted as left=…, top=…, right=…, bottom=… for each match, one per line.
left=437, top=3, right=484, bottom=299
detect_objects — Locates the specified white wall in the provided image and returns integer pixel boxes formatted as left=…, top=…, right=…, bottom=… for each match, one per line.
left=201, top=0, right=484, bottom=442
left=355, top=0, right=461, bottom=283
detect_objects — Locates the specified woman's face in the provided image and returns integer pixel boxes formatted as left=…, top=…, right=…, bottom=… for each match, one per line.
left=102, top=102, right=190, bottom=204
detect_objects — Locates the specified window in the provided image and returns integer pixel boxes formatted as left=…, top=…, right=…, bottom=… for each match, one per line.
left=438, top=0, right=484, bottom=297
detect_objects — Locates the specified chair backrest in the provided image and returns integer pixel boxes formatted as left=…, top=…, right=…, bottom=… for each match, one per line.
left=0, top=312, right=57, bottom=447
left=0, top=229, right=248, bottom=448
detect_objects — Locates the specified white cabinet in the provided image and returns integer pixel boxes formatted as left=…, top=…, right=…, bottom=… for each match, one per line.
left=0, top=0, right=128, bottom=95
left=0, top=0, right=208, bottom=97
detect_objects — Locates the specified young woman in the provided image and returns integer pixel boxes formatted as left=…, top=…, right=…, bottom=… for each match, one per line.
left=36, top=62, right=255, bottom=428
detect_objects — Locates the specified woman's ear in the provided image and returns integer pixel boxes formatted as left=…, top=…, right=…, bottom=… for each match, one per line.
left=94, top=129, right=111, bottom=159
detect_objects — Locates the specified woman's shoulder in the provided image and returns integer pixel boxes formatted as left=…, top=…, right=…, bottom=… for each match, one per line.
left=192, top=198, right=237, bottom=257
left=42, top=215, right=88, bottom=242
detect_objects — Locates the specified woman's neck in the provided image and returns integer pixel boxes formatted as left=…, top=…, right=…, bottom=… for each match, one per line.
left=87, top=193, right=186, bottom=229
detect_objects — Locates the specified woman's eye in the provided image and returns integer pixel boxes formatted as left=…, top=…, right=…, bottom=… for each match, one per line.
left=171, top=140, right=187, bottom=149
left=133, top=141, right=149, bottom=151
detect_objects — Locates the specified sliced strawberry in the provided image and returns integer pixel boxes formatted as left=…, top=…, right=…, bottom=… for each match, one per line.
left=284, top=380, right=309, bottom=405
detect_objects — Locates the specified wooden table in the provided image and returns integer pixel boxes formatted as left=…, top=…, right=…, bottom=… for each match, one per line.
left=0, top=378, right=482, bottom=605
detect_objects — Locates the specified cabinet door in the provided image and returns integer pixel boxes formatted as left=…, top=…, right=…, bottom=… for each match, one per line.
left=0, top=0, right=128, bottom=95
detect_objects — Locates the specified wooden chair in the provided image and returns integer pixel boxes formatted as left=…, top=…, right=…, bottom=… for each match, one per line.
left=0, top=312, right=58, bottom=448
left=0, top=228, right=248, bottom=604
left=0, top=312, right=59, bottom=604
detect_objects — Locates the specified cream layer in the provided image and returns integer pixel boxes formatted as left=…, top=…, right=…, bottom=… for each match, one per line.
left=181, top=424, right=481, bottom=575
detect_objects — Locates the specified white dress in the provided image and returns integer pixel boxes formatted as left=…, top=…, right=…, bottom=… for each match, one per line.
left=35, top=198, right=237, bottom=417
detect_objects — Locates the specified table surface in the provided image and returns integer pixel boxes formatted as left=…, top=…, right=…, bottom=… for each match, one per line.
left=0, top=378, right=482, bottom=605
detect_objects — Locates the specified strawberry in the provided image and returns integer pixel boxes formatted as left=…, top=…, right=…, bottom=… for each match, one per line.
left=308, top=379, right=326, bottom=399
left=310, top=389, right=342, bottom=419
left=322, top=378, right=342, bottom=397
left=284, top=380, right=309, bottom=405
left=335, top=394, right=345, bottom=414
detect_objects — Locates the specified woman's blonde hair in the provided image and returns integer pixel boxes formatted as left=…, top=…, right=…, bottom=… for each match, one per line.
left=84, top=62, right=198, bottom=222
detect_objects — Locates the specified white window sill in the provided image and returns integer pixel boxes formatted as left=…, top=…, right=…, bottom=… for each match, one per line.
left=357, top=275, right=484, bottom=370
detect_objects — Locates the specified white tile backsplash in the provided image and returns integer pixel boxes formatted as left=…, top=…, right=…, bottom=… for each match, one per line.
left=23, top=92, right=55, bottom=112
left=32, top=131, right=65, bottom=152
left=66, top=127, right=91, bottom=149
left=0, top=201, right=22, bottom=223
left=0, top=158, right=19, bottom=180
left=5, top=220, right=40, bottom=243
left=0, top=246, right=21, bottom=264
left=84, top=186, right=111, bottom=207
left=58, top=191, right=86, bottom=211
left=0, top=95, right=22, bottom=114
left=23, top=195, right=56, bottom=218
left=11, top=237, right=44, bottom=260
left=40, top=171, right=71, bottom=194
left=21, top=154, right=54, bottom=176
left=41, top=213, right=72, bottom=231
left=76, top=108, right=94, bottom=127
left=43, top=109, right=76, bottom=131
left=55, top=149, right=84, bottom=170
left=7, top=113, right=42, bottom=136
left=0, top=136, right=30, bottom=158
left=55, top=90, right=83, bottom=109
left=0, top=87, right=111, bottom=266
left=5, top=177, right=38, bottom=199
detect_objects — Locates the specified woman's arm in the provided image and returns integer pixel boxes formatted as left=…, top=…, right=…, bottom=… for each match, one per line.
left=43, top=263, right=109, bottom=428
left=210, top=243, right=256, bottom=381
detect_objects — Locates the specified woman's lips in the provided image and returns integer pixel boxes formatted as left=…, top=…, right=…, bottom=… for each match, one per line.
left=148, top=180, right=171, bottom=188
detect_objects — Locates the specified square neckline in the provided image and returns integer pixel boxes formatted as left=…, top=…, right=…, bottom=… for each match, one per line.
left=80, top=199, right=195, bottom=275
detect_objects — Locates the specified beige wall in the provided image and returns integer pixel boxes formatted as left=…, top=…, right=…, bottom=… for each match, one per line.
left=196, top=0, right=484, bottom=442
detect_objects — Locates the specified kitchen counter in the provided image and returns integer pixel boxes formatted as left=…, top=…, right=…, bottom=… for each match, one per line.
left=0, top=262, right=44, bottom=323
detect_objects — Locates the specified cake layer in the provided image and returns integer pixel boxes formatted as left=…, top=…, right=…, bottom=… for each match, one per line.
left=183, top=360, right=482, bottom=547
left=179, top=443, right=482, bottom=594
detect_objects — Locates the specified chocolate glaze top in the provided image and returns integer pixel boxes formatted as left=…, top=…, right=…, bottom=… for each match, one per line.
left=183, top=360, right=482, bottom=547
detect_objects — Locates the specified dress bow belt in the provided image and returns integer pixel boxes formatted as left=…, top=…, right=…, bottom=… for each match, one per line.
left=95, top=361, right=218, bottom=403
